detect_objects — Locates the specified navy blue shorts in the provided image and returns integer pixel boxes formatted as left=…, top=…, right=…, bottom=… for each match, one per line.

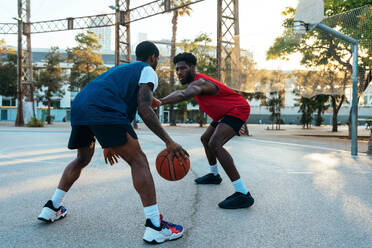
left=210, top=115, right=245, bottom=135
left=68, top=124, right=138, bottom=149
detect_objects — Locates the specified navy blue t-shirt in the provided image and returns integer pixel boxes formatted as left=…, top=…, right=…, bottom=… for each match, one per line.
left=70, top=61, right=156, bottom=126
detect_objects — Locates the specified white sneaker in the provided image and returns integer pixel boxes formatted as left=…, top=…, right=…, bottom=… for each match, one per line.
left=143, top=215, right=183, bottom=244
left=38, top=200, right=67, bottom=223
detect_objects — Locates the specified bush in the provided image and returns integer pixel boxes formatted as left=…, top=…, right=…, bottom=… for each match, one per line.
left=27, top=117, right=44, bottom=127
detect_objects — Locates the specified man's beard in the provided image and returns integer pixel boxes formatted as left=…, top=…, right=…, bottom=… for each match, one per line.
left=181, top=72, right=194, bottom=85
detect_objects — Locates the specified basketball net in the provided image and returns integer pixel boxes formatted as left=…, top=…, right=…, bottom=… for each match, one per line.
left=283, top=20, right=306, bottom=44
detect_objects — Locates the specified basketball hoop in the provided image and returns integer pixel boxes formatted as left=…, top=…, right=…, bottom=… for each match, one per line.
left=282, top=0, right=324, bottom=43
left=293, top=20, right=308, bottom=34
left=283, top=20, right=305, bottom=43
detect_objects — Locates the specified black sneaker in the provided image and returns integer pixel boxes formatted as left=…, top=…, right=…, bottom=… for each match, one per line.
left=218, top=192, right=254, bottom=209
left=194, top=173, right=222, bottom=184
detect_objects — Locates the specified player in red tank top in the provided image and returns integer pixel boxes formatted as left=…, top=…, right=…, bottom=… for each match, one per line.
left=157, top=53, right=254, bottom=209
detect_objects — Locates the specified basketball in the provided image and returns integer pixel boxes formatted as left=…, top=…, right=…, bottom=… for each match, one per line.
left=156, top=149, right=190, bottom=181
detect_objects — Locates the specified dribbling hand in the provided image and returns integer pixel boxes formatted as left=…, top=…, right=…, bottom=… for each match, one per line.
left=165, top=141, right=189, bottom=165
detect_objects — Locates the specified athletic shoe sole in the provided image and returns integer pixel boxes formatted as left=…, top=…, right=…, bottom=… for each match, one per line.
left=218, top=201, right=254, bottom=209
left=143, top=220, right=183, bottom=244
left=38, top=206, right=67, bottom=223
left=143, top=234, right=183, bottom=244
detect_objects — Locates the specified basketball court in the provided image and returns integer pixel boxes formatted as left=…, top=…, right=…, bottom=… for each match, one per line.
left=0, top=124, right=371, bottom=247
left=0, top=0, right=371, bottom=247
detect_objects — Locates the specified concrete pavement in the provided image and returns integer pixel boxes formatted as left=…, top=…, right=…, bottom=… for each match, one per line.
left=0, top=123, right=371, bottom=247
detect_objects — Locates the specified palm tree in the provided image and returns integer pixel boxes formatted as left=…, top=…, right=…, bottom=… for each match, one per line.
left=169, top=0, right=192, bottom=126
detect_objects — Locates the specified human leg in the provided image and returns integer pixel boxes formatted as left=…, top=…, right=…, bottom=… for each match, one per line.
left=110, top=133, right=156, bottom=207
left=57, top=144, right=95, bottom=192
left=110, top=133, right=183, bottom=243
left=208, top=121, right=254, bottom=209
left=38, top=126, right=95, bottom=222
left=208, top=123, right=239, bottom=181
left=194, top=123, right=223, bottom=184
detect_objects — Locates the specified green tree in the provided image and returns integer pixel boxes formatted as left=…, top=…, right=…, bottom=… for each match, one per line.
left=153, top=60, right=172, bottom=120
left=313, top=94, right=329, bottom=126
left=35, top=47, right=64, bottom=124
left=168, top=0, right=192, bottom=126
left=0, top=53, right=17, bottom=99
left=154, top=60, right=172, bottom=100
left=265, top=90, right=285, bottom=130
left=0, top=39, right=5, bottom=53
left=259, top=70, right=287, bottom=130
left=67, top=31, right=107, bottom=90
left=323, top=68, right=350, bottom=131
left=297, top=97, right=314, bottom=129
left=0, top=39, right=14, bottom=55
left=292, top=70, right=331, bottom=126
left=267, top=1, right=371, bottom=132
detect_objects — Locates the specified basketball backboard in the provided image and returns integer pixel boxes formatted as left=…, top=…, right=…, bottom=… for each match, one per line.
left=294, top=0, right=324, bottom=34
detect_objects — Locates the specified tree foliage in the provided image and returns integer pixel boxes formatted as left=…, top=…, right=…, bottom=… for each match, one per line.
left=0, top=39, right=17, bottom=98
left=0, top=39, right=15, bottom=55
left=0, top=54, right=17, bottom=98
left=268, top=1, right=371, bottom=89
left=35, top=47, right=64, bottom=124
left=67, top=31, right=107, bottom=90
left=298, top=97, right=314, bottom=129
left=267, top=1, right=371, bottom=132
left=259, top=70, right=288, bottom=129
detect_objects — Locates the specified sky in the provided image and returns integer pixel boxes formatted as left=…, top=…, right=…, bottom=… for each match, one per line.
left=0, top=0, right=301, bottom=70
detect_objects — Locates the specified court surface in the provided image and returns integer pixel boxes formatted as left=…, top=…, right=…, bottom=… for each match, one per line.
left=0, top=124, right=371, bottom=248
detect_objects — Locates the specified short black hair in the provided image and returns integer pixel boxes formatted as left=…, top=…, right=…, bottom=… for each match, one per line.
left=135, top=41, right=159, bottom=61
left=173, top=52, right=197, bottom=66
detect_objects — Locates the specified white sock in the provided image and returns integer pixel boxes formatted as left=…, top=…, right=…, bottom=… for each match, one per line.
left=144, top=204, right=160, bottom=228
left=232, top=179, right=248, bottom=194
left=209, top=164, right=219, bottom=175
left=51, top=188, right=66, bottom=208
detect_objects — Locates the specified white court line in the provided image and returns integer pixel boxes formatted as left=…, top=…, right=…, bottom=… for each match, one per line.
left=287, top=171, right=314, bottom=174
left=247, top=138, right=350, bottom=153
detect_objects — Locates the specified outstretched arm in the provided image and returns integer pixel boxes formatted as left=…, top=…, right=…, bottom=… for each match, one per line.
left=160, top=83, right=202, bottom=105
left=160, top=79, right=218, bottom=105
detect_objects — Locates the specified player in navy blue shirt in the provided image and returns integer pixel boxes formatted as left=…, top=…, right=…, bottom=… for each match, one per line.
left=38, top=41, right=188, bottom=244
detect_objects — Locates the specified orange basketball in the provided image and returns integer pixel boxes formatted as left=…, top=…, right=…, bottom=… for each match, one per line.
left=156, top=149, right=190, bottom=181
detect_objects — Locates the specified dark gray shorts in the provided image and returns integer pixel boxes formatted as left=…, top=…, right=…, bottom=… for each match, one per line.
left=68, top=124, right=138, bottom=149
left=210, top=115, right=245, bottom=135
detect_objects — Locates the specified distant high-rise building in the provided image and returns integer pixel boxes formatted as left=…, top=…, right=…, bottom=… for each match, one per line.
left=131, top=32, right=149, bottom=55
left=89, top=26, right=112, bottom=53
left=158, top=39, right=171, bottom=57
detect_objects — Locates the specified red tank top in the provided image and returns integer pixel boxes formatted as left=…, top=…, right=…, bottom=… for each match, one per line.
left=194, top=73, right=250, bottom=122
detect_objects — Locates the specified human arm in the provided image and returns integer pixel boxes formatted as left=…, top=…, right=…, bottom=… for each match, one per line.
left=137, top=83, right=188, bottom=159
left=160, top=78, right=218, bottom=105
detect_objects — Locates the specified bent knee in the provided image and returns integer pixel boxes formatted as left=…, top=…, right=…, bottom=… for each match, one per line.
left=76, top=154, right=92, bottom=166
left=201, top=135, right=210, bottom=145
left=126, top=151, right=147, bottom=165
left=208, top=138, right=223, bottom=152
